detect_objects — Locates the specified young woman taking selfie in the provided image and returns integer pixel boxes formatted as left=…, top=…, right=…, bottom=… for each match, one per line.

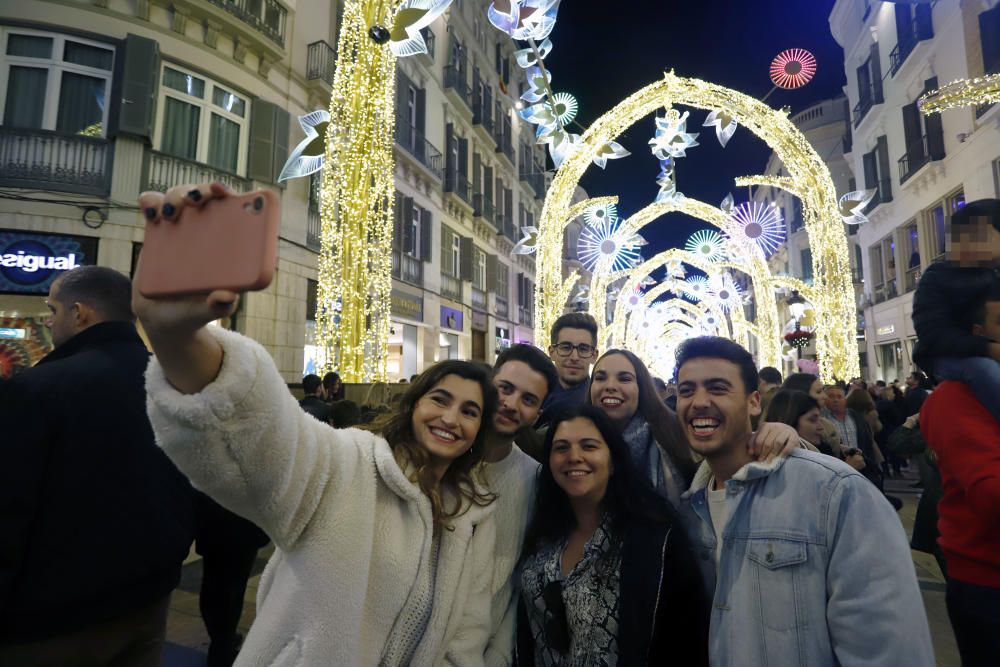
left=134, top=183, right=499, bottom=665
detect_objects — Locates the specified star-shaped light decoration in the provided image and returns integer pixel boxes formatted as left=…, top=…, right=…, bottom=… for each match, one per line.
left=648, top=109, right=700, bottom=160
left=664, top=258, right=686, bottom=279
left=623, top=284, right=645, bottom=311
left=703, top=109, right=738, bottom=148
left=708, top=273, right=743, bottom=311
left=727, top=201, right=785, bottom=255
left=681, top=275, right=710, bottom=301
left=512, top=226, right=539, bottom=255
left=583, top=202, right=618, bottom=226
left=514, top=38, right=552, bottom=68
left=685, top=229, right=727, bottom=263
left=592, top=141, right=630, bottom=169
left=487, top=0, right=561, bottom=41
left=578, top=217, right=643, bottom=272
left=278, top=110, right=330, bottom=182
left=720, top=193, right=735, bottom=215
left=655, top=158, right=684, bottom=203
left=838, top=189, right=878, bottom=225
left=388, top=0, right=454, bottom=57
left=521, top=65, right=552, bottom=104
left=519, top=101, right=558, bottom=129
left=539, top=127, right=581, bottom=168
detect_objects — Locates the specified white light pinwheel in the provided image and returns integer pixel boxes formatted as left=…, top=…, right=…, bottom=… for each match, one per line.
left=582, top=202, right=618, bottom=226
left=578, top=217, right=643, bottom=272
left=388, top=0, right=454, bottom=58
left=839, top=189, right=877, bottom=225
left=278, top=110, right=329, bottom=182
left=512, top=226, right=540, bottom=255
left=727, top=201, right=785, bottom=255
left=685, top=229, right=727, bottom=263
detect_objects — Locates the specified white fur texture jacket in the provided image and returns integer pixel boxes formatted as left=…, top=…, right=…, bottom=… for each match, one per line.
left=145, top=327, right=497, bottom=666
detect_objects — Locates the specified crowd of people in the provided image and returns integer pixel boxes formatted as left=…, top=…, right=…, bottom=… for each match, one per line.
left=0, top=184, right=996, bottom=667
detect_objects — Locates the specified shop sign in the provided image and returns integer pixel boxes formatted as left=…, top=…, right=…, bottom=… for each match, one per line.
left=495, top=326, right=511, bottom=352
left=472, top=310, right=488, bottom=331
left=0, top=230, right=97, bottom=294
left=0, top=328, right=26, bottom=339
left=877, top=325, right=895, bottom=337
left=391, top=289, right=423, bottom=321
left=440, top=305, right=463, bottom=331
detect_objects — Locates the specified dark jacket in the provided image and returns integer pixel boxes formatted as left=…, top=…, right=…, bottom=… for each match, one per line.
left=875, top=397, right=902, bottom=449
left=299, top=394, right=331, bottom=423
left=911, top=261, right=1000, bottom=371
left=516, top=514, right=710, bottom=666
left=0, top=322, right=195, bottom=642
left=535, top=380, right=589, bottom=429
left=887, top=423, right=942, bottom=557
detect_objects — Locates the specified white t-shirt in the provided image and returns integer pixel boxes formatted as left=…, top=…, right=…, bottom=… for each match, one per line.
left=706, top=478, right=730, bottom=568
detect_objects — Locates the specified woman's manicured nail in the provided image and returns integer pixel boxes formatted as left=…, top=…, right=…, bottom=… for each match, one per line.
left=187, top=189, right=202, bottom=202
left=162, top=203, right=176, bottom=217
left=144, top=207, right=157, bottom=220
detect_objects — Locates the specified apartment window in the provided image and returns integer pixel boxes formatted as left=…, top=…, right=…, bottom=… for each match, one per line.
left=419, top=27, right=435, bottom=59
left=854, top=43, right=883, bottom=126
left=800, top=248, right=813, bottom=284
left=854, top=244, right=864, bottom=283
left=0, top=28, right=114, bottom=136
left=870, top=244, right=885, bottom=290
left=441, top=226, right=461, bottom=277
left=862, top=135, right=892, bottom=207
left=981, top=4, right=1000, bottom=75
left=474, top=248, right=487, bottom=290
left=928, top=203, right=947, bottom=261
left=156, top=64, right=248, bottom=174
left=406, top=85, right=417, bottom=128
left=496, top=261, right=509, bottom=300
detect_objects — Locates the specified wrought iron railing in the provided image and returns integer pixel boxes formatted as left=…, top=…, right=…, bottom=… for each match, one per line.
left=853, top=82, right=881, bottom=128
left=144, top=151, right=252, bottom=193
left=500, top=213, right=515, bottom=241
left=867, top=176, right=892, bottom=209
left=392, top=251, right=423, bottom=285
left=890, top=11, right=932, bottom=76
left=306, top=40, right=336, bottom=86
left=0, top=127, right=112, bottom=196
left=518, top=305, right=533, bottom=327
left=471, top=287, right=487, bottom=311
left=495, top=295, right=508, bottom=319
left=445, top=172, right=472, bottom=205
left=440, top=272, right=463, bottom=301
left=395, top=120, right=444, bottom=179
left=472, top=80, right=494, bottom=135
left=494, top=117, right=514, bottom=162
left=207, top=0, right=287, bottom=47
left=905, top=266, right=920, bottom=293
left=898, top=134, right=933, bottom=184
left=444, top=65, right=472, bottom=110
left=473, top=193, right=496, bottom=225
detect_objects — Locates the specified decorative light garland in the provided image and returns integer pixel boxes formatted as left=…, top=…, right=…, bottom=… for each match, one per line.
left=918, top=73, right=1000, bottom=115
left=315, top=0, right=399, bottom=382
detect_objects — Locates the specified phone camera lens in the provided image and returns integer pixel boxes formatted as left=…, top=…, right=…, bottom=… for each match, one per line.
left=253, top=196, right=264, bottom=211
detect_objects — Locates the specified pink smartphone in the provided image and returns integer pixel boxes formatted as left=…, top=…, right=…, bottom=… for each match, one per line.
left=136, top=190, right=280, bottom=298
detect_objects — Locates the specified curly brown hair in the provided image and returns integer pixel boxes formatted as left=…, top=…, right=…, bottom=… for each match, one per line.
left=366, top=360, right=498, bottom=526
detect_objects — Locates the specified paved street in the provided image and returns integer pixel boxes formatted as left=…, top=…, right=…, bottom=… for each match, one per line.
left=160, top=467, right=960, bottom=666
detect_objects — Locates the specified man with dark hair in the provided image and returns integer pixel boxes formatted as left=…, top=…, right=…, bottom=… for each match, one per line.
left=481, top=344, right=557, bottom=664
left=921, top=284, right=1000, bottom=665
left=674, top=336, right=933, bottom=666
left=299, top=373, right=331, bottom=423
left=538, top=312, right=599, bottom=427
left=0, top=266, right=195, bottom=665
left=755, top=366, right=782, bottom=429
left=329, top=399, right=362, bottom=429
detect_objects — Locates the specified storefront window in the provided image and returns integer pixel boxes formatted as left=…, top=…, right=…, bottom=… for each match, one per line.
left=877, top=341, right=904, bottom=384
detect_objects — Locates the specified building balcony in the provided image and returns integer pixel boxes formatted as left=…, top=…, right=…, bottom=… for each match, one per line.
left=853, top=83, right=882, bottom=128
left=307, top=206, right=321, bottom=251
left=493, top=117, right=514, bottom=164
left=306, top=40, right=336, bottom=88
left=890, top=11, right=932, bottom=77
left=898, top=134, right=943, bottom=185
left=471, top=287, right=487, bottom=311
left=868, top=176, right=893, bottom=209
left=444, top=171, right=472, bottom=206
left=873, top=279, right=898, bottom=304
left=440, top=272, right=463, bottom=301
left=521, top=165, right=546, bottom=199
left=443, top=65, right=472, bottom=111
left=0, top=127, right=112, bottom=196
left=495, top=295, right=509, bottom=319
left=518, top=305, right=533, bottom=327
left=904, top=266, right=920, bottom=293
left=143, top=151, right=252, bottom=193
left=499, top=213, right=515, bottom=241
left=395, top=121, right=444, bottom=180
left=472, top=86, right=495, bottom=138
left=976, top=101, right=996, bottom=119
left=473, top=193, right=496, bottom=226
left=392, top=251, right=423, bottom=286
left=205, top=0, right=287, bottom=48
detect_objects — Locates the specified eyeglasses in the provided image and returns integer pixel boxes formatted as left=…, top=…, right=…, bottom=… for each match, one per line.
left=552, top=342, right=596, bottom=359
left=541, top=580, right=571, bottom=653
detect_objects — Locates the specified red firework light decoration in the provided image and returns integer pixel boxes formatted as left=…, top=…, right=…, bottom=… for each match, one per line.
left=770, top=49, right=817, bottom=89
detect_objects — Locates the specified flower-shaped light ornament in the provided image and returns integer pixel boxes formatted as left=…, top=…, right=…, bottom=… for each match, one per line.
left=685, top=229, right=727, bottom=263
left=592, top=141, right=630, bottom=169
left=539, top=127, right=581, bottom=168
left=655, top=158, right=684, bottom=204
left=703, top=109, right=738, bottom=148
left=388, top=0, right=454, bottom=57
left=682, top=275, right=710, bottom=302
left=487, top=0, right=561, bottom=41
left=648, top=110, right=700, bottom=160
left=578, top=217, right=643, bottom=273
left=520, top=65, right=552, bottom=104
left=278, top=110, right=330, bottom=182
left=512, top=226, right=539, bottom=255
left=514, top=38, right=552, bottom=68
left=664, top=258, right=686, bottom=279
left=720, top=193, right=735, bottom=215
left=582, top=202, right=618, bottom=226
left=623, top=284, right=645, bottom=311
left=838, top=189, right=878, bottom=225
left=727, top=201, right=785, bottom=255
left=707, top=273, right=743, bottom=311
left=770, top=48, right=817, bottom=89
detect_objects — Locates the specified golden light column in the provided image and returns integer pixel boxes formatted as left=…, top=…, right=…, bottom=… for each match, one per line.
left=534, top=71, right=858, bottom=381
left=316, top=0, right=398, bottom=381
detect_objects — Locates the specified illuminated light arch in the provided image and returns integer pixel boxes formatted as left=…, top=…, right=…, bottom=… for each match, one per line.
left=534, top=71, right=858, bottom=381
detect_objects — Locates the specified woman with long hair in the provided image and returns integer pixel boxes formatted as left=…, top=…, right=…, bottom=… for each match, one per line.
left=586, top=349, right=801, bottom=506
left=134, top=184, right=501, bottom=665
left=517, top=404, right=709, bottom=665
left=762, top=389, right=825, bottom=451
left=782, top=372, right=843, bottom=456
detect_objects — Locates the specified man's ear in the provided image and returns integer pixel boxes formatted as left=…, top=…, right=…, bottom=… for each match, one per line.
left=748, top=390, right=762, bottom=418
left=972, top=323, right=983, bottom=337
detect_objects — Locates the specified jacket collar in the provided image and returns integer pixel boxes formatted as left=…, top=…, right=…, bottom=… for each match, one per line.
left=37, top=321, right=143, bottom=366
left=683, top=455, right=788, bottom=498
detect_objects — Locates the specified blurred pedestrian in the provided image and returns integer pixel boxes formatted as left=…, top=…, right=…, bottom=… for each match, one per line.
left=299, top=373, right=331, bottom=424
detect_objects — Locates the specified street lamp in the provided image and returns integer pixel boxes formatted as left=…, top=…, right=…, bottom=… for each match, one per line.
left=784, top=290, right=814, bottom=364
left=787, top=290, right=807, bottom=321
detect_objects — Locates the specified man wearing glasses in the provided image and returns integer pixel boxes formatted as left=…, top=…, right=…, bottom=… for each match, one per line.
left=536, top=313, right=599, bottom=429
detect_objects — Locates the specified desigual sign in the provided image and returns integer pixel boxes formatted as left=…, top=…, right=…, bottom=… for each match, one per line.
left=0, top=231, right=97, bottom=294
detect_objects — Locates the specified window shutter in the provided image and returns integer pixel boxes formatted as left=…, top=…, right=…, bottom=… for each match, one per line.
left=505, top=187, right=513, bottom=236
left=441, top=226, right=452, bottom=275
left=894, top=4, right=914, bottom=53
left=875, top=135, right=892, bottom=203
left=485, top=166, right=494, bottom=203
left=486, top=254, right=497, bottom=292
left=460, top=236, right=474, bottom=281
left=420, top=208, right=432, bottom=262
left=863, top=150, right=878, bottom=190
left=458, top=137, right=469, bottom=176
left=901, top=101, right=922, bottom=158
left=517, top=271, right=525, bottom=304
left=445, top=123, right=455, bottom=186
left=923, top=78, right=945, bottom=160
left=473, top=152, right=482, bottom=194
left=249, top=99, right=278, bottom=182
left=870, top=43, right=883, bottom=104
left=402, top=197, right=415, bottom=254
left=115, top=34, right=160, bottom=140
left=914, top=3, right=933, bottom=41
left=396, top=70, right=411, bottom=129
left=416, top=88, right=426, bottom=134
left=392, top=194, right=403, bottom=251
left=271, top=107, right=290, bottom=185
left=982, top=6, right=1000, bottom=74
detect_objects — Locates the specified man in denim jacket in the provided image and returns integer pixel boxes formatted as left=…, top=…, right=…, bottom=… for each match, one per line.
left=675, top=336, right=934, bottom=666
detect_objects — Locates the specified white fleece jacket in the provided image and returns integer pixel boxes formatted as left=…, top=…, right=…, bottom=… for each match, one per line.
left=145, top=328, right=497, bottom=667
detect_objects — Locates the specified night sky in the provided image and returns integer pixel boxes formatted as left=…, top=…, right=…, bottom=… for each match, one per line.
left=543, top=0, right=846, bottom=255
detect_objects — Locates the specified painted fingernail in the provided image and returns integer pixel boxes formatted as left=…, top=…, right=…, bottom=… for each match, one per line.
left=162, top=203, right=176, bottom=218
left=144, top=207, right=157, bottom=220
left=187, top=189, right=202, bottom=202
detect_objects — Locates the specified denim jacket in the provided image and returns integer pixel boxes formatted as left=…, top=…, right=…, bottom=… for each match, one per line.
left=681, top=450, right=934, bottom=667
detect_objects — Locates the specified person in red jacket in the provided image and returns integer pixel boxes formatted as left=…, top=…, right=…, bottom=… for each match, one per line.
left=921, top=282, right=1000, bottom=667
